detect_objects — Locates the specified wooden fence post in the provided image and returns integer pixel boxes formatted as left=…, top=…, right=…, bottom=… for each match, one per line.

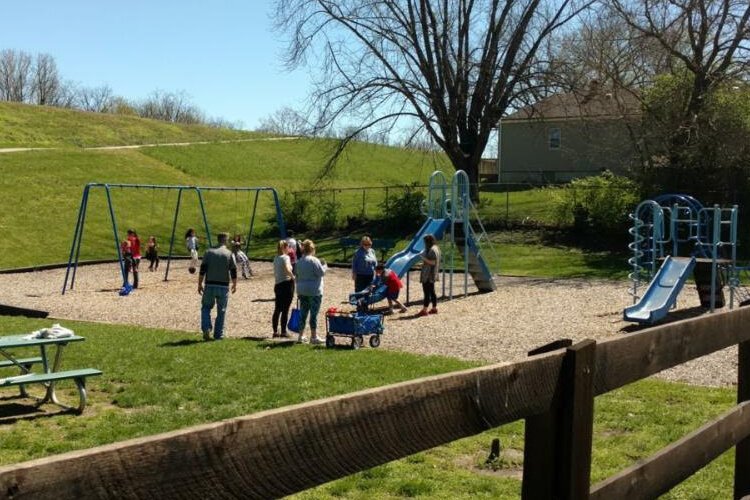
left=523, top=339, right=596, bottom=500
left=735, top=340, right=750, bottom=499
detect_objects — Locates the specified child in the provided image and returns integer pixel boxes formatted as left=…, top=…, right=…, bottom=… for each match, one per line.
left=145, top=235, right=159, bottom=271
left=185, top=228, right=199, bottom=274
left=127, top=229, right=141, bottom=288
left=120, top=239, right=133, bottom=287
left=374, top=264, right=408, bottom=314
left=232, top=234, right=252, bottom=279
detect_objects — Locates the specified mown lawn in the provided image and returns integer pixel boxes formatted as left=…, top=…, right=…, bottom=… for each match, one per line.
left=0, top=316, right=737, bottom=498
left=0, top=101, right=258, bottom=148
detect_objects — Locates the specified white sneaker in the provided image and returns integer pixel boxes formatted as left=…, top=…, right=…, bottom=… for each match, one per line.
left=296, top=335, right=308, bottom=344
left=310, top=337, right=325, bottom=345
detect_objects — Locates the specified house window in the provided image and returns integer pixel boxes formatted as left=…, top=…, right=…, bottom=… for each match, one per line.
left=548, top=128, right=561, bottom=150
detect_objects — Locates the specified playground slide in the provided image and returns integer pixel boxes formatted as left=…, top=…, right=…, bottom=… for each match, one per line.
left=461, top=233, right=496, bottom=292
left=350, top=217, right=449, bottom=305
left=623, top=256, right=696, bottom=324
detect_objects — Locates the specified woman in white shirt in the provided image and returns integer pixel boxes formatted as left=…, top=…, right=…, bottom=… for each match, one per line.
left=272, top=240, right=295, bottom=338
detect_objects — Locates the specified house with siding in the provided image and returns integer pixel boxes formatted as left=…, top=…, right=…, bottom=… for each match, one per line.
left=497, top=87, right=642, bottom=184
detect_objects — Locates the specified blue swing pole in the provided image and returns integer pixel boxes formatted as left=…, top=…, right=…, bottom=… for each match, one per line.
left=62, top=184, right=90, bottom=294
left=245, top=190, right=260, bottom=255
left=163, top=187, right=184, bottom=282
left=270, top=188, right=287, bottom=238
left=105, top=185, right=127, bottom=286
left=69, top=184, right=94, bottom=291
left=196, top=188, right=212, bottom=247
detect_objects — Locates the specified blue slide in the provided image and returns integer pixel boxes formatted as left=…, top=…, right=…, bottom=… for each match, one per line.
left=624, top=256, right=696, bottom=324
left=350, top=217, right=450, bottom=306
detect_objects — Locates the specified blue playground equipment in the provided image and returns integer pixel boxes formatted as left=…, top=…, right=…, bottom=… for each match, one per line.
left=625, top=194, right=740, bottom=324
left=62, top=183, right=286, bottom=294
left=350, top=170, right=497, bottom=307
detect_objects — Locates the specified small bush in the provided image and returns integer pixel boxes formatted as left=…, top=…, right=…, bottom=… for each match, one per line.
left=551, top=171, right=639, bottom=246
left=273, top=191, right=312, bottom=232
left=314, top=197, right=341, bottom=232
left=379, top=183, right=425, bottom=234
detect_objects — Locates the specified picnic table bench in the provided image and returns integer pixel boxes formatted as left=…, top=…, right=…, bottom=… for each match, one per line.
left=0, top=333, right=102, bottom=414
left=339, top=237, right=396, bottom=261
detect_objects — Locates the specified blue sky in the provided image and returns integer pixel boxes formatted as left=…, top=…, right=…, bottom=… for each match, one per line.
left=1, top=0, right=310, bottom=129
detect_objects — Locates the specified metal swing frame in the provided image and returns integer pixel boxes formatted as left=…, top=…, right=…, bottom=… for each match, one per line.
left=61, top=183, right=286, bottom=294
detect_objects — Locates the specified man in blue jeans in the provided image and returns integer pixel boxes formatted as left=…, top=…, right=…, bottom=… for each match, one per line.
left=198, top=232, right=237, bottom=340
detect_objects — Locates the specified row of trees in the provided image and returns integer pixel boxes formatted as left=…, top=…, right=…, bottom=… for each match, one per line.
left=272, top=0, right=750, bottom=203
left=0, top=49, right=239, bottom=128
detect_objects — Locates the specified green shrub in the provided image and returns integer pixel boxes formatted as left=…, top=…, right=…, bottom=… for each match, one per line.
left=314, top=197, right=341, bottom=232
left=273, top=191, right=313, bottom=232
left=379, top=183, right=426, bottom=234
left=551, top=171, right=639, bottom=245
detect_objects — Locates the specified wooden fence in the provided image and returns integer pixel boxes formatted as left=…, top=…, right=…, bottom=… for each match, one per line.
left=2, top=307, right=750, bottom=499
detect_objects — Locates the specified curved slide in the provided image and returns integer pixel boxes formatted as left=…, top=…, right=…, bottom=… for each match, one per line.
left=350, top=218, right=449, bottom=306
left=624, top=256, right=696, bottom=324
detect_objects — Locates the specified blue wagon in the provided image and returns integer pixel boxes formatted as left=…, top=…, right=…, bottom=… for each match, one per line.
left=325, top=312, right=384, bottom=349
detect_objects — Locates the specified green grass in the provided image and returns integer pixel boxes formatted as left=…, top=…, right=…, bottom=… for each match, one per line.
left=0, top=316, right=475, bottom=465
left=0, top=316, right=737, bottom=498
left=0, top=103, right=628, bottom=279
left=0, top=101, right=258, bottom=148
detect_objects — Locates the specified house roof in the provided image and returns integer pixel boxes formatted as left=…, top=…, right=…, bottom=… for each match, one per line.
left=503, top=89, right=641, bottom=122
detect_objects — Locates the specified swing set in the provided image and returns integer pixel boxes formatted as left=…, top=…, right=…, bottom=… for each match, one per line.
left=62, top=183, right=287, bottom=294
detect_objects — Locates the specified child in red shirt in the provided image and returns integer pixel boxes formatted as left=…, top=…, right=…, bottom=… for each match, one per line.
left=374, top=264, right=408, bottom=314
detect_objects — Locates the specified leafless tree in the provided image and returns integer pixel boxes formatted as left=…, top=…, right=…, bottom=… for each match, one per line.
left=31, top=53, right=60, bottom=105
left=275, top=0, right=591, bottom=197
left=76, top=84, right=114, bottom=113
left=136, top=90, right=204, bottom=124
left=0, top=49, right=33, bottom=102
left=258, top=106, right=310, bottom=135
left=52, top=80, right=79, bottom=108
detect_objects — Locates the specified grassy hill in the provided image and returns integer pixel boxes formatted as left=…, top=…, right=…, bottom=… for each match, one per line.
left=0, top=103, right=454, bottom=269
left=0, top=101, right=259, bottom=148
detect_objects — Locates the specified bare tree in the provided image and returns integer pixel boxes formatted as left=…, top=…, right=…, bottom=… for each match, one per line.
left=137, top=90, right=204, bottom=123
left=275, top=0, right=591, bottom=196
left=258, top=106, right=310, bottom=135
left=0, top=49, right=33, bottom=102
left=76, top=84, right=114, bottom=113
left=31, top=53, right=60, bottom=105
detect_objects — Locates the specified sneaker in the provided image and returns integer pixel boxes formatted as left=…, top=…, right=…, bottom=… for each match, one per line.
left=272, top=333, right=281, bottom=338
left=296, top=335, right=308, bottom=344
left=429, top=308, right=438, bottom=315
left=416, top=310, right=428, bottom=317
left=310, top=337, right=325, bottom=345
left=202, top=330, right=211, bottom=341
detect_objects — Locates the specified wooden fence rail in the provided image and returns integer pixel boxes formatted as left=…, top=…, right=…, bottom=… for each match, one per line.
left=2, top=307, right=750, bottom=499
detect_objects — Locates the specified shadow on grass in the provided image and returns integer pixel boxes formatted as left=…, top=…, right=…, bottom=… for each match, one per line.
left=0, top=399, right=77, bottom=424
left=251, top=338, right=296, bottom=349
left=159, top=339, right=205, bottom=347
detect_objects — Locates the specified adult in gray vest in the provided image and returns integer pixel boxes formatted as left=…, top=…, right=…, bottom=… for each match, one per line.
left=198, top=232, right=237, bottom=340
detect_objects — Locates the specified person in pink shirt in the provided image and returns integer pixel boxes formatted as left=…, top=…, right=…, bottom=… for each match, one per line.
left=127, top=229, right=142, bottom=289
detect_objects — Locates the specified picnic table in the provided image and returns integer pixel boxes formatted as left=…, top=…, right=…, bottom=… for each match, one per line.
left=0, top=333, right=101, bottom=414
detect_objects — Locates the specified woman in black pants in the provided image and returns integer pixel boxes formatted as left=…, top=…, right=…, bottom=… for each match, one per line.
left=272, top=240, right=295, bottom=337
left=417, top=234, right=441, bottom=317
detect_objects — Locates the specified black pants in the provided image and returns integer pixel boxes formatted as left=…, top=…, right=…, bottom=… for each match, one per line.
left=355, top=273, right=374, bottom=292
left=272, top=280, right=295, bottom=333
left=422, top=282, right=437, bottom=308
